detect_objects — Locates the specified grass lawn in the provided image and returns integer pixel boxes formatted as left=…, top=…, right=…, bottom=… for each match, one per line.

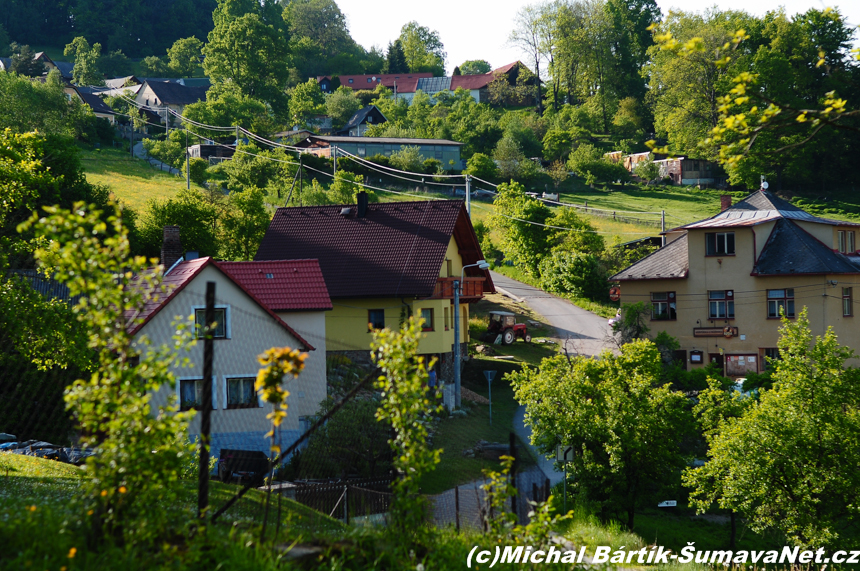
left=80, top=147, right=191, bottom=213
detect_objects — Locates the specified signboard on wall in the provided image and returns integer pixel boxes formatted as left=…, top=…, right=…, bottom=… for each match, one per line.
left=726, top=354, right=758, bottom=376
left=694, top=327, right=738, bottom=337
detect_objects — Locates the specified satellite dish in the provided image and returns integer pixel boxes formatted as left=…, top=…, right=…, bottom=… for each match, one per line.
left=762, top=181, right=769, bottom=190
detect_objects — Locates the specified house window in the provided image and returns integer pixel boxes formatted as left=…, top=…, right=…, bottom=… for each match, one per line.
left=446, top=259, right=453, bottom=277
left=650, top=292, right=676, bottom=320
left=420, top=308, right=434, bottom=331
left=444, top=307, right=449, bottom=330
left=706, top=232, right=735, bottom=256
left=767, top=289, right=795, bottom=318
left=762, top=347, right=781, bottom=371
left=843, top=287, right=853, bottom=316
left=358, top=145, right=366, bottom=157
left=368, top=309, right=385, bottom=330
left=180, top=379, right=204, bottom=411
left=709, top=290, right=734, bottom=319
left=838, top=230, right=855, bottom=253
left=367, top=78, right=372, bottom=83
left=195, top=307, right=227, bottom=338
left=226, top=377, right=258, bottom=409
left=348, top=79, right=354, bottom=84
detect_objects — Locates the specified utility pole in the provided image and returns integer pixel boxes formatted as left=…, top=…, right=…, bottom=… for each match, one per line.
left=164, top=107, right=169, bottom=136
left=235, top=125, right=240, bottom=145
left=465, top=174, right=471, bottom=216
left=453, top=281, right=461, bottom=408
left=661, top=210, right=666, bottom=247
left=186, top=128, right=190, bottom=190
left=198, top=281, right=216, bottom=519
left=298, top=154, right=304, bottom=206
left=332, top=146, right=337, bottom=176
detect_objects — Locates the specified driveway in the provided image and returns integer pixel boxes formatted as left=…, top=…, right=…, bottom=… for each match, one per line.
left=490, top=271, right=615, bottom=485
left=490, top=271, right=614, bottom=358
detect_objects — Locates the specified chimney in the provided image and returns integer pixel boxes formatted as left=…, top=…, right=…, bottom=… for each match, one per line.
left=161, top=226, right=183, bottom=269
left=720, top=195, right=732, bottom=212
left=357, top=191, right=368, bottom=218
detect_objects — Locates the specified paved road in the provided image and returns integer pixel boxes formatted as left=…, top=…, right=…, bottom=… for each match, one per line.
left=490, top=271, right=614, bottom=358
left=134, top=141, right=182, bottom=175
left=491, top=271, right=615, bottom=486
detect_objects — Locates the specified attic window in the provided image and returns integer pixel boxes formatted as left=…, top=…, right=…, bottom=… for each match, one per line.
left=348, top=79, right=354, bottom=84
left=340, top=207, right=353, bottom=216
left=265, top=273, right=274, bottom=279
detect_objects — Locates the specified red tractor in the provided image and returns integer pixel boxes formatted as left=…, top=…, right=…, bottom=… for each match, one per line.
left=484, top=311, right=531, bottom=345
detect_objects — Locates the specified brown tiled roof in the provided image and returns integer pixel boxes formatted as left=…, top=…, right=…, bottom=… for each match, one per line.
left=126, top=257, right=314, bottom=350
left=255, top=200, right=494, bottom=299
left=753, top=218, right=860, bottom=276
left=450, top=74, right=494, bottom=90
left=610, top=234, right=689, bottom=281
left=216, top=259, right=332, bottom=311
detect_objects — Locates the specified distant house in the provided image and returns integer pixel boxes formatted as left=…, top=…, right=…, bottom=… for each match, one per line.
left=608, top=150, right=727, bottom=187
left=128, top=228, right=331, bottom=463
left=317, top=62, right=538, bottom=105
left=255, top=194, right=494, bottom=397
left=295, top=135, right=464, bottom=169
left=0, top=52, right=74, bottom=81
left=336, top=106, right=386, bottom=136
left=134, top=80, right=208, bottom=125
left=188, top=143, right=236, bottom=164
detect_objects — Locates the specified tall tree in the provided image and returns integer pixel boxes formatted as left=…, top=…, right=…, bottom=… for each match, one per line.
left=204, top=0, right=290, bottom=116
left=459, top=59, right=492, bottom=75
left=283, top=0, right=355, bottom=60
left=167, top=36, right=204, bottom=77
left=8, top=43, right=45, bottom=77
left=64, top=36, right=104, bottom=86
left=604, top=0, right=661, bottom=100
left=399, top=21, right=446, bottom=75
left=384, top=39, right=408, bottom=74
left=509, top=4, right=544, bottom=114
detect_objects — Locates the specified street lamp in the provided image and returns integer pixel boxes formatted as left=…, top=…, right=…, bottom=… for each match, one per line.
left=453, top=259, right=491, bottom=408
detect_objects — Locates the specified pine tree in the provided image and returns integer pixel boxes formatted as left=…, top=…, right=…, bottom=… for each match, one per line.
left=384, top=39, right=408, bottom=74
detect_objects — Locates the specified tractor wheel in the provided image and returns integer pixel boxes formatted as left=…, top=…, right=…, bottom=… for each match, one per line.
left=524, top=333, right=532, bottom=343
left=502, top=329, right=515, bottom=345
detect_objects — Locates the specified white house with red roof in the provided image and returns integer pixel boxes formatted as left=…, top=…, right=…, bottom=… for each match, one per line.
left=128, top=255, right=331, bottom=463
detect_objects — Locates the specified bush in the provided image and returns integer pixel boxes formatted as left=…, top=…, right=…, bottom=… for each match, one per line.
left=538, top=251, right=608, bottom=301
left=464, top=152, right=497, bottom=180
left=389, top=145, right=423, bottom=173
left=422, top=157, right=442, bottom=174
left=184, top=157, right=209, bottom=185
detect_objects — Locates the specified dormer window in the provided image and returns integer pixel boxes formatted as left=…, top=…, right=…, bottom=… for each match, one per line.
left=706, top=232, right=735, bottom=256
left=838, top=230, right=855, bottom=253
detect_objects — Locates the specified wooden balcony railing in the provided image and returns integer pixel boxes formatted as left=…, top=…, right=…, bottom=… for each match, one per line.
left=431, top=277, right=486, bottom=300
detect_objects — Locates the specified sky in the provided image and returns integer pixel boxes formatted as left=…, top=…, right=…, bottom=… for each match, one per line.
left=336, top=0, right=859, bottom=74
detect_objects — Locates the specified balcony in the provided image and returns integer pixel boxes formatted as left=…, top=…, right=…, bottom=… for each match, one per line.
left=431, top=277, right=486, bottom=301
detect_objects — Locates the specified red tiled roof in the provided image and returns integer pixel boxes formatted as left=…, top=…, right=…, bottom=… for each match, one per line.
left=318, top=73, right=431, bottom=93
left=255, top=200, right=494, bottom=299
left=493, top=62, right=520, bottom=74
left=126, top=257, right=315, bottom=350
left=450, top=74, right=495, bottom=90
left=216, top=259, right=332, bottom=312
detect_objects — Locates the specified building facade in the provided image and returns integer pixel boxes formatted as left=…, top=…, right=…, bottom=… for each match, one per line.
left=611, top=191, right=860, bottom=375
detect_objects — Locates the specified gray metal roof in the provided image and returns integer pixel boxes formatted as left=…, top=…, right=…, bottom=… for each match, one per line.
left=610, top=234, right=689, bottom=281
left=675, top=190, right=860, bottom=230
left=337, top=106, right=387, bottom=134
left=753, top=218, right=860, bottom=275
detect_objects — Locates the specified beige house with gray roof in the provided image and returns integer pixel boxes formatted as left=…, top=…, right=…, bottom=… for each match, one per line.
left=611, top=190, right=860, bottom=376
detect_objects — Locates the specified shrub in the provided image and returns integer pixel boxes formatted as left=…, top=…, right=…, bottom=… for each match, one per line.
left=464, top=152, right=497, bottom=180
left=539, top=251, right=608, bottom=301
left=184, top=157, right=209, bottom=185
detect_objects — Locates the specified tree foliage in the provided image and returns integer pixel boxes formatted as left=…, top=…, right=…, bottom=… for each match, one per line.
left=64, top=36, right=104, bottom=86
left=685, top=309, right=860, bottom=547
left=399, top=21, right=446, bottom=76
left=511, top=340, right=691, bottom=529
left=459, top=59, right=492, bottom=75
left=167, top=36, right=204, bottom=77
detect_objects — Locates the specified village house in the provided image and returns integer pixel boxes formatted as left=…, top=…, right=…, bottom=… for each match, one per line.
left=295, top=135, right=464, bottom=170
left=127, top=227, right=331, bottom=464
left=133, top=80, right=207, bottom=126
left=254, top=193, right=494, bottom=392
left=611, top=190, right=860, bottom=376
left=336, top=105, right=387, bottom=136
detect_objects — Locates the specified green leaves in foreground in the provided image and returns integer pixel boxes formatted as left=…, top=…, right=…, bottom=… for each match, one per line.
left=685, top=309, right=860, bottom=548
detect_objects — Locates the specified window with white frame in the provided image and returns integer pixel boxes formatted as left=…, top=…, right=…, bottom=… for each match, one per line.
left=650, top=292, right=677, bottom=320
left=180, top=379, right=204, bottom=411
left=709, top=290, right=734, bottom=319
left=838, top=230, right=856, bottom=253
left=194, top=307, right=228, bottom=339
left=767, top=289, right=795, bottom=318
left=843, top=287, right=853, bottom=316
left=226, top=377, right=258, bottom=409
left=706, top=232, right=735, bottom=255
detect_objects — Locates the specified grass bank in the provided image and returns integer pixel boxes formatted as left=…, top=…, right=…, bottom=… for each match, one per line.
left=80, top=147, right=189, bottom=213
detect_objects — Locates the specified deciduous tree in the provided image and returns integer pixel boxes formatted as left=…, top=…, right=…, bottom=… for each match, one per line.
left=64, top=36, right=104, bottom=86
